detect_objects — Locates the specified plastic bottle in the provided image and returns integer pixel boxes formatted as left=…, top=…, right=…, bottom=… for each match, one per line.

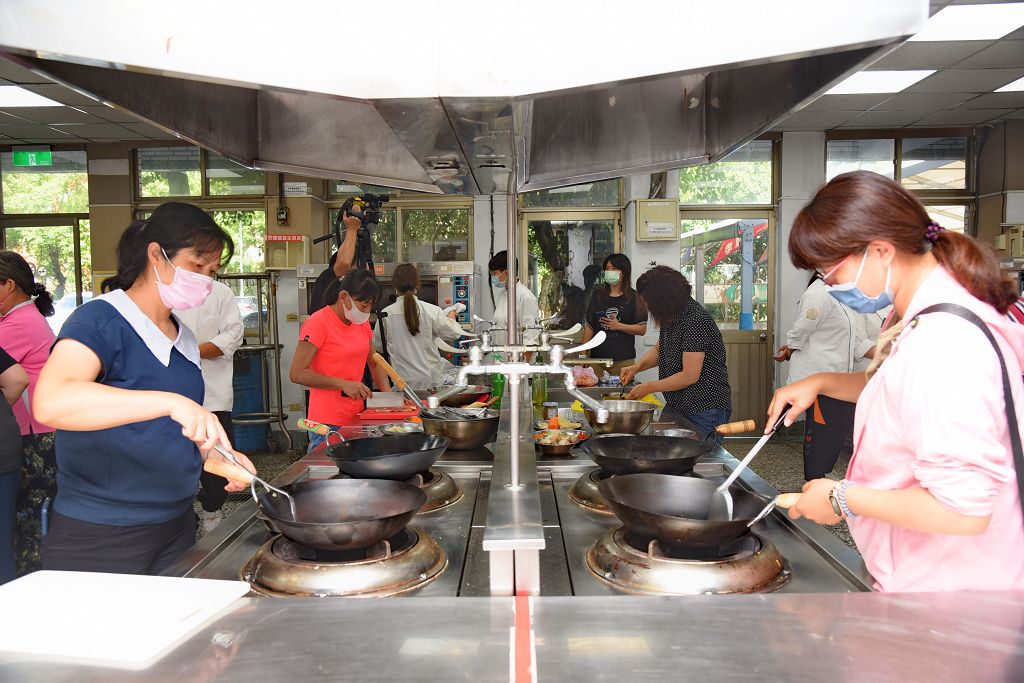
left=531, top=358, right=547, bottom=417
left=490, top=354, right=505, bottom=408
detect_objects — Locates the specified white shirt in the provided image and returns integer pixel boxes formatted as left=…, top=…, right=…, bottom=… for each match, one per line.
left=174, top=281, right=244, bottom=411
left=373, top=295, right=466, bottom=390
left=784, top=278, right=874, bottom=384
left=492, top=281, right=541, bottom=346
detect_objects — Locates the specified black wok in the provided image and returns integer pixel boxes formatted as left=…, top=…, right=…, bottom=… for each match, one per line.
left=261, top=479, right=426, bottom=551
left=581, top=435, right=715, bottom=476
left=326, top=434, right=449, bottom=480
left=599, top=473, right=766, bottom=546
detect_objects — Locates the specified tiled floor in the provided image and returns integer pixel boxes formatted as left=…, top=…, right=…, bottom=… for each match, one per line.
left=197, top=435, right=858, bottom=550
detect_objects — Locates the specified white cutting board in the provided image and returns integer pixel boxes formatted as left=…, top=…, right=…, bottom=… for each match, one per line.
left=366, top=391, right=405, bottom=408
left=0, top=571, right=250, bottom=669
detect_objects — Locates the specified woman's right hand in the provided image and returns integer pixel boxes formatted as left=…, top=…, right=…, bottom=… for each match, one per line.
left=620, top=364, right=638, bottom=385
left=338, top=380, right=372, bottom=400
left=169, top=396, right=231, bottom=452
left=765, top=376, right=822, bottom=432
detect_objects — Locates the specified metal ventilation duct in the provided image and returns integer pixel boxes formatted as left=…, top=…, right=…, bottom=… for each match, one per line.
left=0, top=1, right=927, bottom=194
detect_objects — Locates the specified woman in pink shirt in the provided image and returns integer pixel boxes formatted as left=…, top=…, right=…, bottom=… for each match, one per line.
left=0, top=251, right=57, bottom=576
left=767, top=172, right=1024, bottom=592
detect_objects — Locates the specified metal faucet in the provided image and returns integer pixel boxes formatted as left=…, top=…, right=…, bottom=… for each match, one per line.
left=428, top=332, right=611, bottom=489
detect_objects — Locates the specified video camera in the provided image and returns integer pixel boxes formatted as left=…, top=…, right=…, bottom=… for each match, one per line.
left=313, top=193, right=391, bottom=270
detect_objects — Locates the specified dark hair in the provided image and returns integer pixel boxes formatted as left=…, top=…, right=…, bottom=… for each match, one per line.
left=636, top=266, right=692, bottom=326
left=393, top=263, right=421, bottom=336
left=106, top=202, right=234, bottom=291
left=791, top=171, right=1018, bottom=314
left=488, top=251, right=518, bottom=274
left=0, top=250, right=55, bottom=317
left=595, top=253, right=641, bottom=308
left=325, top=267, right=380, bottom=307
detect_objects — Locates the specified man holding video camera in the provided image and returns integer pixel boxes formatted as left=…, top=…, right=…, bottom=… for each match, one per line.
left=309, top=194, right=389, bottom=314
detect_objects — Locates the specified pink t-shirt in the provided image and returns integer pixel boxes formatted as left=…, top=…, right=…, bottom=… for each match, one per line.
left=848, top=266, right=1024, bottom=592
left=0, top=302, right=55, bottom=435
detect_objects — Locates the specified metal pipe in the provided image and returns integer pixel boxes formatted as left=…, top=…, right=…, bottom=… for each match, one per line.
left=505, top=193, right=518, bottom=353
left=507, top=375, right=521, bottom=490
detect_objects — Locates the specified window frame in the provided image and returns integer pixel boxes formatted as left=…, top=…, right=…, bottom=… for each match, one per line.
left=677, top=136, right=780, bottom=211
left=133, top=144, right=266, bottom=201
left=0, top=145, right=90, bottom=216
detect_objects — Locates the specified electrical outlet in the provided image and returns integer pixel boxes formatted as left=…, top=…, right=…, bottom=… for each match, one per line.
left=287, top=403, right=303, bottom=412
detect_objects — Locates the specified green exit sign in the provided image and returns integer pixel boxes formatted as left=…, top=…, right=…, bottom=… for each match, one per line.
left=12, top=150, right=52, bottom=167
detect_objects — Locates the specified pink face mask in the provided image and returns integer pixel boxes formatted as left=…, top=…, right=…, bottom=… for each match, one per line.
left=153, top=249, right=214, bottom=310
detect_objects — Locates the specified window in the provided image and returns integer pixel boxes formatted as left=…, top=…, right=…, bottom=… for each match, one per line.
left=679, top=217, right=770, bottom=330
left=137, top=147, right=201, bottom=197
left=328, top=208, right=398, bottom=263
left=207, top=154, right=265, bottom=196
left=678, top=141, right=773, bottom=205
left=526, top=218, right=617, bottom=323
left=900, top=137, right=967, bottom=191
left=404, top=209, right=469, bottom=262
left=1, top=151, right=89, bottom=214
left=521, top=180, right=621, bottom=208
left=330, top=181, right=399, bottom=196
left=208, top=210, right=267, bottom=273
left=924, top=204, right=967, bottom=233
left=826, top=139, right=895, bottom=180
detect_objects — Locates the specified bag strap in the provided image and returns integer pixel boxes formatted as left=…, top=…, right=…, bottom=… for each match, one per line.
left=913, top=303, right=1024, bottom=524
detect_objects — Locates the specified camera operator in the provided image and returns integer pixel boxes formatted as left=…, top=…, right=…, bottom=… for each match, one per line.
left=309, top=212, right=361, bottom=315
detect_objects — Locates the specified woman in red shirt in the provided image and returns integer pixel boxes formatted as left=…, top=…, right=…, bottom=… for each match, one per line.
left=290, top=269, right=390, bottom=451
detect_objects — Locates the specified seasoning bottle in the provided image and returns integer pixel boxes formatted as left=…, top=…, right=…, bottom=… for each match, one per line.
left=490, top=354, right=505, bottom=408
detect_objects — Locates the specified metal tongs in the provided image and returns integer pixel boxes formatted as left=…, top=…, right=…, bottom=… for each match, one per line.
left=708, top=409, right=790, bottom=521
left=212, top=444, right=298, bottom=521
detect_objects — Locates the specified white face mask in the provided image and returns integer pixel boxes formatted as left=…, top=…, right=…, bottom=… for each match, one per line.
left=343, top=296, right=371, bottom=324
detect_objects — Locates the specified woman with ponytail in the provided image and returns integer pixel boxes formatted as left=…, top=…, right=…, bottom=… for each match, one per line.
left=0, top=250, right=57, bottom=575
left=372, top=263, right=466, bottom=390
left=766, top=171, right=1024, bottom=591
left=32, top=203, right=256, bottom=575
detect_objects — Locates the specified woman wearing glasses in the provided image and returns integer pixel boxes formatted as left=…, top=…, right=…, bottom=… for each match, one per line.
left=768, top=171, right=1024, bottom=591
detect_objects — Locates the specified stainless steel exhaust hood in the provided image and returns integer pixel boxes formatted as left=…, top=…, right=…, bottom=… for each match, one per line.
left=0, top=1, right=927, bottom=194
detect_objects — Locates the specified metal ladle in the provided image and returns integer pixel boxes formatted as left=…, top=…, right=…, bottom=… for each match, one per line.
left=211, top=444, right=298, bottom=521
left=708, top=410, right=789, bottom=521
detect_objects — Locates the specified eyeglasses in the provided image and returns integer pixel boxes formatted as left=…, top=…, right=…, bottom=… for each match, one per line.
left=815, top=255, right=851, bottom=284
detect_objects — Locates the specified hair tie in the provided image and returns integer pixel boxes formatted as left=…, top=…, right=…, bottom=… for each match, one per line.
left=924, top=221, right=945, bottom=244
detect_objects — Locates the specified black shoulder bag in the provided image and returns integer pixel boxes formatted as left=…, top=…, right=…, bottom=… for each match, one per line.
left=914, top=304, right=1024, bottom=525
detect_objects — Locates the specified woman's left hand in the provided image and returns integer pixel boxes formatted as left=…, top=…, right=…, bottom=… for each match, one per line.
left=787, top=478, right=843, bottom=525
left=600, top=316, right=625, bottom=331
left=625, top=382, right=654, bottom=400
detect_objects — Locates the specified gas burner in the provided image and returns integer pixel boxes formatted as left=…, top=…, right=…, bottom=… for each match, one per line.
left=243, top=526, right=447, bottom=597
left=586, top=526, right=791, bottom=595
left=569, top=468, right=702, bottom=515
left=331, top=468, right=462, bottom=512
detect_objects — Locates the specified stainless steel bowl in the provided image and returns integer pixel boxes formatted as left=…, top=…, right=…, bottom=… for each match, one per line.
left=533, top=429, right=589, bottom=456
left=584, top=400, right=655, bottom=435
left=420, top=410, right=500, bottom=449
left=413, top=385, right=491, bottom=407
left=654, top=428, right=698, bottom=439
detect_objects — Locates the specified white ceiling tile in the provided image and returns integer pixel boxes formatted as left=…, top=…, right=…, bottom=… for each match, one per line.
left=959, top=91, right=1024, bottom=108
left=870, top=92, right=972, bottom=110
left=772, top=111, right=860, bottom=131
left=0, top=124, right=71, bottom=138
left=800, top=94, right=892, bottom=112
left=0, top=58, right=52, bottom=84
left=954, top=40, right=1024, bottom=68
left=50, top=123, right=147, bottom=139
left=19, top=84, right=101, bottom=106
left=0, top=106, right=107, bottom=124
left=913, top=108, right=1015, bottom=125
left=870, top=41, right=992, bottom=69
left=121, top=122, right=175, bottom=138
left=905, top=68, right=1024, bottom=92
left=840, top=110, right=930, bottom=127
left=76, top=105, right=146, bottom=124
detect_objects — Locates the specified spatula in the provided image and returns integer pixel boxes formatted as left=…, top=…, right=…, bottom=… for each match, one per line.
left=708, top=409, right=790, bottom=521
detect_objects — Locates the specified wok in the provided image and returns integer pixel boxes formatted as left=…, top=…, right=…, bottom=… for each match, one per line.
left=581, top=435, right=715, bottom=475
left=584, top=400, right=655, bottom=434
left=413, top=385, right=490, bottom=407
left=261, top=479, right=426, bottom=551
left=600, top=473, right=766, bottom=546
left=326, top=434, right=449, bottom=480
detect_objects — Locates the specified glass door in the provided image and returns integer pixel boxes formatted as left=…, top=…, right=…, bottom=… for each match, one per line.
left=679, top=210, right=774, bottom=423
left=1, top=216, right=91, bottom=334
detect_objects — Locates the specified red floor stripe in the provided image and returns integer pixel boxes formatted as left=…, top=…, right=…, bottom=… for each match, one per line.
left=514, top=594, right=535, bottom=683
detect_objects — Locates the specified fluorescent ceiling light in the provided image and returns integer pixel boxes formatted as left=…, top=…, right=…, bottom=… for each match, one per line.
left=0, top=85, right=63, bottom=107
left=996, top=75, right=1024, bottom=92
left=910, top=3, right=1024, bottom=41
left=826, top=70, right=934, bottom=95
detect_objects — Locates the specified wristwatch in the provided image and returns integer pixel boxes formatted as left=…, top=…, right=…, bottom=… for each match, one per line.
left=828, top=485, right=845, bottom=519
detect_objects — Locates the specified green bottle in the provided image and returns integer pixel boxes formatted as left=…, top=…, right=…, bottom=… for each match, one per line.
left=531, top=358, right=547, bottom=414
left=490, top=354, right=505, bottom=408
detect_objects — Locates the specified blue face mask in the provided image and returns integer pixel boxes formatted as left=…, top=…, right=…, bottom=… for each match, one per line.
left=827, top=251, right=893, bottom=313
left=490, top=274, right=506, bottom=290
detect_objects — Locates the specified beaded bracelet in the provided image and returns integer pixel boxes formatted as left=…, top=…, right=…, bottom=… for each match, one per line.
left=838, top=479, right=857, bottom=519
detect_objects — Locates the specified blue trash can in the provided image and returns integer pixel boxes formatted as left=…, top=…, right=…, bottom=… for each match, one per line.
left=232, top=350, right=268, bottom=453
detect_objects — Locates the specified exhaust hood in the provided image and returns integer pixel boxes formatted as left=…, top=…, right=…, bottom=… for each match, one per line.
left=0, top=0, right=927, bottom=195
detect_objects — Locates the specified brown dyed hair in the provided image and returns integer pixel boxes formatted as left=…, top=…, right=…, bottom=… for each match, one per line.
left=636, top=265, right=692, bottom=326
left=393, top=263, right=421, bottom=336
left=790, top=171, right=1018, bottom=314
